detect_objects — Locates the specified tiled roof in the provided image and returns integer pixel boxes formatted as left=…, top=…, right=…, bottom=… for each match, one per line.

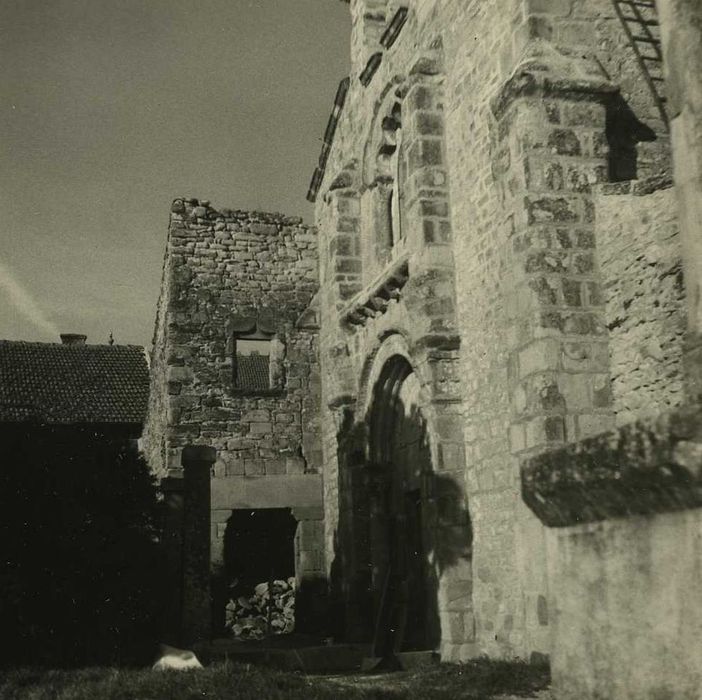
left=235, top=353, right=270, bottom=391
left=0, top=340, right=149, bottom=424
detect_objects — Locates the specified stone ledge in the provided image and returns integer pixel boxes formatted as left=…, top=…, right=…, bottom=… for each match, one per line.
left=598, top=174, right=674, bottom=197
left=521, top=405, right=702, bottom=527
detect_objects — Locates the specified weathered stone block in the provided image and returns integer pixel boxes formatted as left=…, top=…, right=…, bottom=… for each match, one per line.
left=263, top=459, right=286, bottom=475
left=249, top=422, right=272, bottom=435
left=244, top=459, right=265, bottom=476
left=286, top=456, right=306, bottom=475
left=242, top=409, right=270, bottom=423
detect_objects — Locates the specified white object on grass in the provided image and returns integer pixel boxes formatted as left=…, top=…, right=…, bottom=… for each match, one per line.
left=152, top=643, right=204, bottom=671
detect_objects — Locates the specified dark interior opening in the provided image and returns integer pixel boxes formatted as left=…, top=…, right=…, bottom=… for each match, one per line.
left=224, top=508, right=297, bottom=590
left=220, top=508, right=298, bottom=639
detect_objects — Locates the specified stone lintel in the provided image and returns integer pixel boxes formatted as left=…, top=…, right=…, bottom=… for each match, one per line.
left=521, top=405, right=702, bottom=527
left=211, top=474, right=323, bottom=510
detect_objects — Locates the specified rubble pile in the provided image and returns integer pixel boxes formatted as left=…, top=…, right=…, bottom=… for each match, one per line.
left=224, top=577, right=295, bottom=640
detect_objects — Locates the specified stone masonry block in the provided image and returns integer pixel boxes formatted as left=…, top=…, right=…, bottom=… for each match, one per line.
left=242, top=409, right=270, bottom=422
left=264, top=459, right=286, bottom=475
left=244, top=459, right=265, bottom=476
left=441, top=611, right=465, bottom=644
left=225, top=459, right=246, bottom=476
left=524, top=0, right=573, bottom=16
left=249, top=422, right=272, bottom=435
left=557, top=372, right=593, bottom=412
left=286, top=456, right=307, bottom=475
left=518, top=337, right=562, bottom=377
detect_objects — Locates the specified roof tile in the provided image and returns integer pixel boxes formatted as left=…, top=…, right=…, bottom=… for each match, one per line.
left=0, top=341, right=149, bottom=424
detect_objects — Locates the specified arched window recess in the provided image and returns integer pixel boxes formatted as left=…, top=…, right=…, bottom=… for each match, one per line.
left=375, top=101, right=405, bottom=250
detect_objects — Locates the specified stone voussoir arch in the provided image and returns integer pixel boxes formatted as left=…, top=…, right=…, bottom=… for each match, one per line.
left=355, top=331, right=443, bottom=468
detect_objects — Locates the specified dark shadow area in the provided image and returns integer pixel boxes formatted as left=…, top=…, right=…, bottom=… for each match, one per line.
left=0, top=425, right=164, bottom=668
left=224, top=509, right=297, bottom=594
left=214, top=509, right=297, bottom=639
left=328, top=355, right=473, bottom=659
left=328, top=405, right=371, bottom=643
left=606, top=93, right=657, bottom=181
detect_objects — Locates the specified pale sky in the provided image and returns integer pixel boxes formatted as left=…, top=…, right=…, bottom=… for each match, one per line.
left=0, top=0, right=349, bottom=348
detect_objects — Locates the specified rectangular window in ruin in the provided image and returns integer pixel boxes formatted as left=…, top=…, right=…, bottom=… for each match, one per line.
left=233, top=336, right=285, bottom=392
left=234, top=338, right=271, bottom=391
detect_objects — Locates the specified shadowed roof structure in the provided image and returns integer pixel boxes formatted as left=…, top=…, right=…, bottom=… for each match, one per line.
left=0, top=340, right=149, bottom=424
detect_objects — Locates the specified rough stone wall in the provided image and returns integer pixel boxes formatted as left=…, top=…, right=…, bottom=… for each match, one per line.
left=658, top=0, right=702, bottom=402
left=145, top=198, right=320, bottom=475
left=143, top=247, right=173, bottom=474
left=585, top=0, right=671, bottom=179
left=597, top=179, right=686, bottom=425
left=315, top=0, right=677, bottom=664
left=144, top=198, right=325, bottom=594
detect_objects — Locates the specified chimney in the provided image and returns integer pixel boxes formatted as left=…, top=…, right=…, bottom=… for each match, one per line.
left=60, top=333, right=87, bottom=346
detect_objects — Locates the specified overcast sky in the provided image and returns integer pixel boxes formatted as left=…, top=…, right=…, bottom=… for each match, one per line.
left=0, top=0, right=349, bottom=348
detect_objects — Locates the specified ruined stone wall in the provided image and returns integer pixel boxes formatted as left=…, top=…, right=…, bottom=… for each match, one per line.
left=315, top=0, right=677, bottom=664
left=597, top=179, right=686, bottom=425
left=144, top=198, right=325, bottom=591
left=143, top=245, right=173, bottom=475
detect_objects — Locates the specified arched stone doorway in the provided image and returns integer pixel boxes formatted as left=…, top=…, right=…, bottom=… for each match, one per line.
left=365, top=355, right=441, bottom=655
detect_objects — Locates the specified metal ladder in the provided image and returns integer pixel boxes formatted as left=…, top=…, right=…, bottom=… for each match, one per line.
left=610, top=0, right=669, bottom=128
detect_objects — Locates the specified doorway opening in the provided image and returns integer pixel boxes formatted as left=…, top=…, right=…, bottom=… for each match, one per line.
left=222, top=508, right=298, bottom=640
left=365, top=355, right=440, bottom=655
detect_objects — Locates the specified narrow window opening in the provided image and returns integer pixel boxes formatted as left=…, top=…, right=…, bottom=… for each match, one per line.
left=378, top=101, right=404, bottom=251
left=390, top=126, right=403, bottom=244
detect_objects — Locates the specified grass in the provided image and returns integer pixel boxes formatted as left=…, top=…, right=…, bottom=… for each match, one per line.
left=0, top=658, right=550, bottom=700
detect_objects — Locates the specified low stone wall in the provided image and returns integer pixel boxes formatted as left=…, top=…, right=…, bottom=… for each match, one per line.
left=522, top=406, right=702, bottom=699
left=545, top=508, right=702, bottom=700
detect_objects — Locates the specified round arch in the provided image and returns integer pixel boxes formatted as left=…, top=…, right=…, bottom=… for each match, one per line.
left=357, top=345, right=441, bottom=654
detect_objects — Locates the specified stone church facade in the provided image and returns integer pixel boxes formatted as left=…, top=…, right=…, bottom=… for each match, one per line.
left=145, top=1, right=702, bottom=697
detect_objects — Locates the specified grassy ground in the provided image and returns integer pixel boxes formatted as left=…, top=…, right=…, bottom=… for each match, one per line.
left=0, top=659, right=550, bottom=700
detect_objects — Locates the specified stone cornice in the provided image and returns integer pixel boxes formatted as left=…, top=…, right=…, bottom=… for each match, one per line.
left=341, top=257, right=409, bottom=328
left=491, top=41, right=618, bottom=120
